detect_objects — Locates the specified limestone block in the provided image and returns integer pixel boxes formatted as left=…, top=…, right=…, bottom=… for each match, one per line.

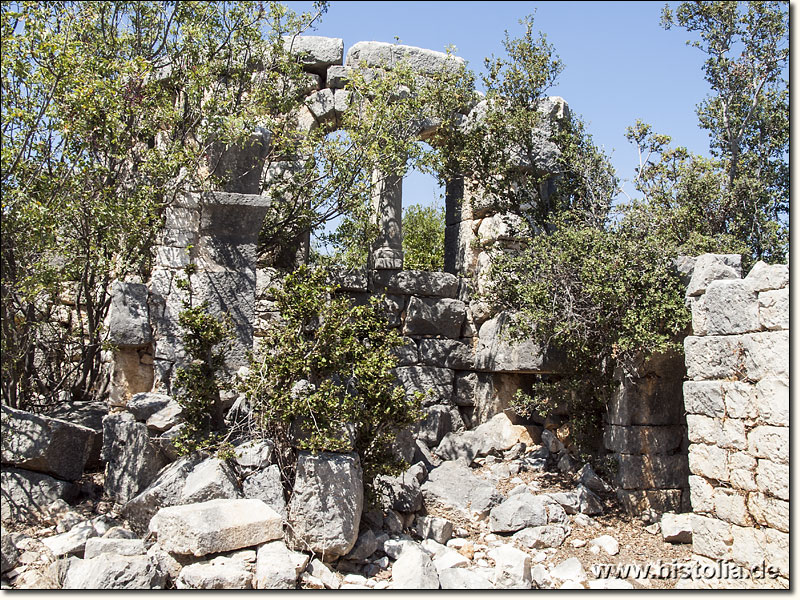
left=150, top=499, right=283, bottom=557
left=688, top=475, right=715, bottom=514
left=691, top=514, right=733, bottom=560
left=391, top=544, right=440, bottom=589
left=242, top=464, right=286, bottom=519
left=284, top=36, right=344, bottom=75
left=414, top=404, right=464, bottom=447
left=476, top=213, right=529, bottom=242
left=108, top=281, right=152, bottom=347
left=180, top=457, right=242, bottom=504
left=489, top=493, right=549, bottom=533
left=475, top=312, right=560, bottom=373
left=164, top=207, right=200, bottom=231
left=712, top=488, right=751, bottom=526
left=512, top=524, right=569, bottom=549
left=126, top=393, right=172, bottom=421
left=418, top=338, right=475, bottom=370
left=393, top=336, right=419, bottom=366
left=685, top=253, right=742, bottom=296
left=741, top=330, right=789, bottom=382
left=684, top=335, right=745, bottom=381
left=720, top=381, right=758, bottom=420
left=176, top=562, right=252, bottom=589
left=755, top=378, right=788, bottom=426
left=417, top=516, right=453, bottom=545
left=327, top=267, right=368, bottom=292
left=326, top=65, right=350, bottom=88
left=403, top=296, right=466, bottom=338
left=393, top=365, right=454, bottom=406
left=421, top=460, right=503, bottom=517
left=686, top=414, right=721, bottom=445
left=604, top=425, right=684, bottom=454
left=146, top=399, right=184, bottom=433
left=438, top=568, right=493, bottom=589
left=62, top=554, right=165, bottom=589
left=453, top=371, right=478, bottom=406
left=287, top=452, right=363, bottom=561
left=682, top=381, right=726, bottom=418
left=617, top=454, right=689, bottom=490
left=305, top=88, right=336, bottom=124
left=755, top=459, right=788, bottom=500
left=747, top=493, right=788, bottom=533
left=372, top=270, right=459, bottom=297
left=693, top=279, right=759, bottom=335
left=154, top=245, right=190, bottom=269
left=1, top=405, right=95, bottom=481
left=727, top=452, right=757, bottom=492
left=688, top=443, right=728, bottom=482
left=333, top=89, right=352, bottom=121
left=83, top=537, right=147, bottom=560
left=0, top=467, right=79, bottom=524
left=758, top=288, right=788, bottom=331
left=748, top=426, right=788, bottom=463
left=254, top=540, right=308, bottom=589
left=729, top=525, right=787, bottom=578
left=743, top=260, right=788, bottom=292
left=490, top=544, right=532, bottom=589
left=346, top=41, right=465, bottom=76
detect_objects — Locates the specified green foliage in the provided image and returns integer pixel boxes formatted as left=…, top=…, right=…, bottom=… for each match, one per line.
left=402, top=203, right=445, bottom=272
left=243, top=265, right=422, bottom=482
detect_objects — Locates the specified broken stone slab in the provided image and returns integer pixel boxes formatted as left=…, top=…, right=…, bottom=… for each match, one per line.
left=122, top=453, right=204, bottom=534
left=102, top=412, right=168, bottom=504
left=344, top=529, right=378, bottom=562
left=62, top=553, right=166, bottom=589
left=414, top=405, right=464, bottom=447
left=284, top=36, right=344, bottom=75
left=176, top=561, right=253, bottom=589
left=372, top=270, right=459, bottom=297
left=375, top=472, right=422, bottom=513
left=391, top=543, right=440, bottom=589
left=126, top=393, right=172, bottom=422
left=549, top=557, right=587, bottom=584
left=1, top=405, right=95, bottom=481
left=490, top=544, right=532, bottom=589
left=306, top=558, right=341, bottom=589
left=1, top=533, right=20, bottom=574
left=577, top=485, right=604, bottom=515
left=393, top=366, right=454, bottom=406
left=83, top=537, right=146, bottom=560
left=489, top=493, right=549, bottom=533
left=576, top=463, right=612, bottom=494
left=513, top=525, right=569, bottom=549
left=41, top=521, right=98, bottom=556
left=1, top=467, right=79, bottom=524
left=685, top=253, right=742, bottom=296
left=418, top=339, right=475, bottom=370
left=254, top=540, right=309, bottom=589
left=421, top=460, right=503, bottom=517
left=589, top=535, right=619, bottom=555
left=346, top=41, right=465, bottom=77
left=241, top=464, right=286, bottom=519
left=180, top=457, right=242, bottom=504
left=107, top=281, right=152, bottom=347
left=287, top=451, right=363, bottom=561
left=145, top=399, right=184, bottom=433
left=660, top=512, right=692, bottom=544
left=744, top=260, right=789, bottom=292
left=403, top=297, right=466, bottom=339
left=417, top=516, right=453, bottom=545
left=149, top=499, right=283, bottom=557
left=475, top=312, right=562, bottom=373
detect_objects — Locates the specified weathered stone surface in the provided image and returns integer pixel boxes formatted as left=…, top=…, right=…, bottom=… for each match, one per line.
left=438, top=567, right=493, bottom=589
left=421, top=460, right=503, bottom=516
left=391, top=544, right=440, bottom=589
left=549, top=557, right=587, bottom=584
left=418, top=339, right=474, bottom=370
left=394, top=366, right=454, bottom=406
left=126, top=393, right=172, bottom=421
left=287, top=452, right=363, bottom=560
left=122, top=454, right=203, bottom=534
left=326, top=65, right=350, bottom=88
left=748, top=427, right=788, bottom=463
left=686, top=253, right=742, bottom=296
left=254, top=540, right=308, bottom=589
left=744, top=260, right=788, bottom=292
left=417, top=516, right=453, bottom=545
left=489, top=493, right=548, bottom=533
left=490, top=544, right=532, bottom=589
left=285, top=36, right=344, bottom=75
left=693, top=279, right=759, bottom=335
left=453, top=372, right=478, bottom=406
left=747, top=493, right=788, bottom=533
left=475, top=312, right=560, bottom=372
left=180, top=457, right=242, bottom=504
left=176, top=562, right=253, bottom=589
left=617, top=454, right=689, bottom=490
left=83, top=537, right=147, bottom=560
left=1, top=405, right=94, bottom=481
left=108, top=281, right=152, bottom=347
left=242, top=464, right=286, bottom=519
left=145, top=399, right=184, bottom=433
left=476, top=213, right=530, bottom=242
left=434, top=430, right=479, bottom=463
left=150, top=499, right=283, bottom=557
left=372, top=270, right=459, bottom=297
left=414, top=405, right=464, bottom=447
left=755, top=378, right=788, bottom=426
left=0, top=467, right=78, bottom=523
left=589, top=534, right=620, bottom=555
left=305, top=558, right=340, bottom=589
left=345, top=529, right=378, bottom=561
left=685, top=331, right=788, bottom=382
left=393, top=336, right=419, bottom=366
left=691, top=514, right=733, bottom=561
left=403, top=296, right=466, bottom=338
left=233, top=439, right=274, bottom=471
left=471, top=412, right=540, bottom=456
left=376, top=471, right=422, bottom=513
left=758, top=288, right=788, bottom=331
left=304, top=88, right=336, bottom=123
left=346, top=41, right=465, bottom=76
left=755, top=459, right=788, bottom=500
left=688, top=443, right=729, bottom=482
left=42, top=521, right=98, bottom=556
left=513, top=525, right=568, bottom=549
left=63, top=554, right=165, bottom=589
left=102, top=413, right=168, bottom=504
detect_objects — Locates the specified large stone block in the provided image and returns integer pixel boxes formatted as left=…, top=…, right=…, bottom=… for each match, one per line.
left=242, top=465, right=286, bottom=518
left=603, top=425, right=684, bottom=454
left=758, top=288, right=788, bottom=331
left=421, top=460, right=503, bottom=516
left=691, top=514, right=733, bottom=561
left=1, top=467, right=79, bottom=523
left=372, top=270, right=459, bottom=297
left=755, top=459, right=788, bottom=500
left=150, top=498, right=283, bottom=557
left=475, top=312, right=560, bottom=373
left=727, top=451, right=757, bottom=492
left=617, top=454, right=689, bottom=490
left=414, top=404, right=464, bottom=447
left=393, top=366, right=454, bottom=406
left=102, top=413, right=169, bottom=504
left=712, top=488, right=751, bottom=526
left=1, top=405, right=95, bottom=481
left=754, top=378, right=788, bottom=426
left=180, top=457, right=242, bottom=504
left=346, top=41, right=465, bottom=76
left=403, top=296, right=466, bottom=338
left=418, top=339, right=474, bottom=370
left=284, top=36, right=344, bottom=75
left=692, top=279, right=759, bottom=335
left=747, top=493, right=788, bottom=533
left=688, top=475, right=715, bottom=514
left=682, top=381, right=725, bottom=418
left=62, top=554, right=166, bottom=589
left=685, top=253, right=742, bottom=296
left=108, top=281, right=152, bottom=347
left=287, top=452, right=363, bottom=561
left=748, top=426, right=788, bottom=463
left=743, top=260, right=788, bottom=292
left=688, top=443, right=728, bottom=482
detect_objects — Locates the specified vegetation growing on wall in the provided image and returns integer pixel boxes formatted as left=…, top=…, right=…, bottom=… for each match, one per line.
left=402, top=204, right=446, bottom=272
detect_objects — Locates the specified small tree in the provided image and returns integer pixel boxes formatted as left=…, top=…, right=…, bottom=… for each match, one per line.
left=402, top=203, right=445, bottom=272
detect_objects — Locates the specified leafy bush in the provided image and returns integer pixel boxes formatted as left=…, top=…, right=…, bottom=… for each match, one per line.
left=402, top=204, right=445, bottom=271
left=243, top=265, right=421, bottom=482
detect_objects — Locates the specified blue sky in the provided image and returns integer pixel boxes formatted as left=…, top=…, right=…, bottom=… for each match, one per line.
left=287, top=1, right=729, bottom=211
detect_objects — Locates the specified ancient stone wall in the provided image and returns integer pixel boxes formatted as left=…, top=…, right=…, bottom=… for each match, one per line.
left=682, top=256, right=789, bottom=588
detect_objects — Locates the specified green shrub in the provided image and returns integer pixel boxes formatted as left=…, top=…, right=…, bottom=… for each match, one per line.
left=402, top=204, right=445, bottom=272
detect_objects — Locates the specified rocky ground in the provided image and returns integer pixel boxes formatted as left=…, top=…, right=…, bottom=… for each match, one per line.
left=1, top=409, right=695, bottom=590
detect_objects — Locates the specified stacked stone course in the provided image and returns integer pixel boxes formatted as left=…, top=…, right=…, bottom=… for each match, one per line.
left=683, top=256, right=788, bottom=588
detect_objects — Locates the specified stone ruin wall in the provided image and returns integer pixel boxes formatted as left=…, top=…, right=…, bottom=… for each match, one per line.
left=681, top=257, right=789, bottom=587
